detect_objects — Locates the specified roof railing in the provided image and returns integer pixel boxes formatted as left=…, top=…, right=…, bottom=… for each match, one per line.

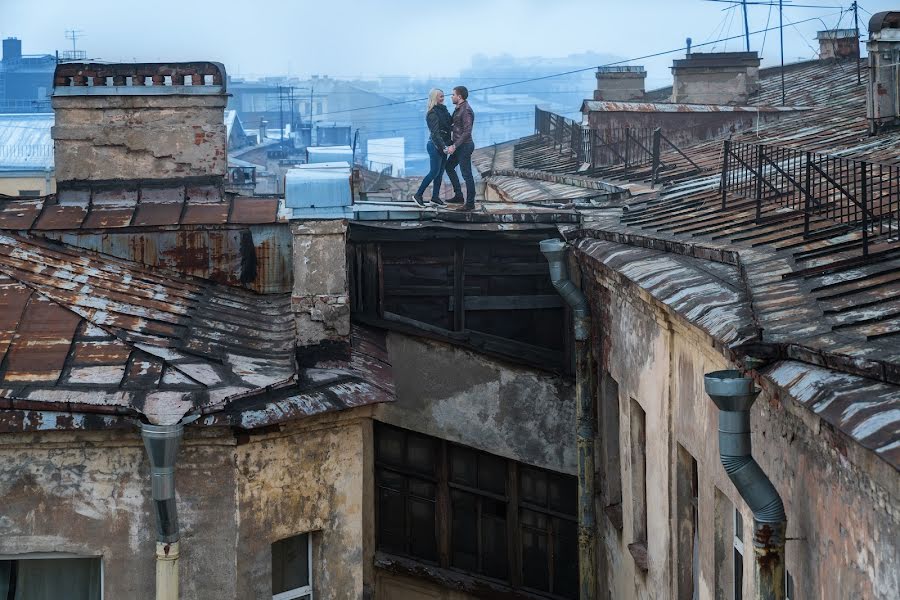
left=720, top=140, right=899, bottom=257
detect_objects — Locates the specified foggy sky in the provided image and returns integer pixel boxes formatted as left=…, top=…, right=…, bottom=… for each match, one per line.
left=2, top=0, right=895, bottom=90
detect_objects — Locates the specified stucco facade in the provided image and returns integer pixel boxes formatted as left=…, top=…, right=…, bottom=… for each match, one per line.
left=583, top=258, right=900, bottom=600
left=0, top=408, right=376, bottom=600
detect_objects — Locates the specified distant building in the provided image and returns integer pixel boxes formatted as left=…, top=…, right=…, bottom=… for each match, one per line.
left=0, top=38, right=55, bottom=113
left=0, top=112, right=54, bottom=196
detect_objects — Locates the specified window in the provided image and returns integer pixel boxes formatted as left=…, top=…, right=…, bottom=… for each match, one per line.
left=676, top=444, right=699, bottom=600
left=785, top=569, right=794, bottom=600
left=17, top=190, right=40, bottom=197
left=0, top=555, right=102, bottom=600
left=600, top=373, right=622, bottom=530
left=628, top=398, right=648, bottom=571
left=733, top=509, right=744, bottom=600
left=713, top=488, right=733, bottom=600
left=272, top=533, right=313, bottom=600
left=375, top=423, right=578, bottom=598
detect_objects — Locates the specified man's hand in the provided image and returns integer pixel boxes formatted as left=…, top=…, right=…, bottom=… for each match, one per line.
left=447, top=144, right=456, bottom=155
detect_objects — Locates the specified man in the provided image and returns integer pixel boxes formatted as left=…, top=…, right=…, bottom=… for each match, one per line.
left=444, top=86, right=476, bottom=210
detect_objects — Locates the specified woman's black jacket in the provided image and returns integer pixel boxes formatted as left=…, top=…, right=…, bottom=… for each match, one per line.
left=426, top=104, right=452, bottom=150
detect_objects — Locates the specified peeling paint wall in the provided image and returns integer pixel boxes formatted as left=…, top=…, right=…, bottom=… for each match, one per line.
left=51, top=95, right=228, bottom=183
left=586, top=266, right=900, bottom=599
left=291, top=220, right=351, bottom=346
left=0, top=409, right=374, bottom=599
left=374, top=331, right=576, bottom=474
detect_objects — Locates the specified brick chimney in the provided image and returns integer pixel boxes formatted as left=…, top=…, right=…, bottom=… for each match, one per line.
left=816, top=29, right=860, bottom=60
left=867, top=11, right=900, bottom=134
left=51, top=62, right=228, bottom=197
left=671, top=51, right=761, bottom=105
left=594, top=66, right=646, bottom=101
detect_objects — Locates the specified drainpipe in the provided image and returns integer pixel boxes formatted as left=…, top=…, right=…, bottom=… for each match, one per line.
left=141, top=423, right=184, bottom=600
left=704, top=370, right=786, bottom=600
left=540, top=239, right=595, bottom=599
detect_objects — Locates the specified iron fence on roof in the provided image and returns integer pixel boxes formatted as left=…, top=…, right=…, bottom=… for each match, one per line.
left=534, top=107, right=703, bottom=184
left=721, top=140, right=900, bottom=256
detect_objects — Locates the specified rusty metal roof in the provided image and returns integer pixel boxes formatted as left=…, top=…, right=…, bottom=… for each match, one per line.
left=0, top=194, right=281, bottom=231
left=482, top=58, right=900, bottom=470
left=0, top=232, right=392, bottom=431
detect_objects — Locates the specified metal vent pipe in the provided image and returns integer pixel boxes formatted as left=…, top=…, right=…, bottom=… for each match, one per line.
left=141, top=422, right=184, bottom=600
left=704, top=370, right=786, bottom=600
left=540, top=238, right=595, bottom=599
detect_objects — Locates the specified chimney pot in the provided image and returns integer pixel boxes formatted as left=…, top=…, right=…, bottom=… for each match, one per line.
left=594, top=66, right=646, bottom=102
left=866, top=11, right=900, bottom=134
left=816, top=29, right=860, bottom=60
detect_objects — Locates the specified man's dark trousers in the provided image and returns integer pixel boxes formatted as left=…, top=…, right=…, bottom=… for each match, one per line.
left=445, top=141, right=476, bottom=204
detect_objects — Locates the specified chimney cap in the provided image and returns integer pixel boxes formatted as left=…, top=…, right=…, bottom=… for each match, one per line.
left=53, top=61, right=227, bottom=95
left=816, top=28, right=859, bottom=40
left=869, top=11, right=900, bottom=35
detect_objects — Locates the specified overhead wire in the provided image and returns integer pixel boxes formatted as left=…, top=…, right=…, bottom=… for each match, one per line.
left=309, top=10, right=844, bottom=120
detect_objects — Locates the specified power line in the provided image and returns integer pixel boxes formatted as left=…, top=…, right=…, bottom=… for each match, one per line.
left=309, top=10, right=842, bottom=120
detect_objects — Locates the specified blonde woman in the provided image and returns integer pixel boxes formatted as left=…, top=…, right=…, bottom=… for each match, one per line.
left=411, top=88, right=452, bottom=207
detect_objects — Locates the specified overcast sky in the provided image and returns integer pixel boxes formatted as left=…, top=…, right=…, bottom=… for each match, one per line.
left=1, top=0, right=895, bottom=90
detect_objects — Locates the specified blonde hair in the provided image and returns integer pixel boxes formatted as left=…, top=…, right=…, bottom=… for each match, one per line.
left=426, top=88, right=443, bottom=113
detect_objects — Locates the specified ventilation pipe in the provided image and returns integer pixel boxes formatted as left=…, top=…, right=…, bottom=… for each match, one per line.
left=540, top=238, right=595, bottom=599
left=704, top=370, right=786, bottom=600
left=141, top=422, right=184, bottom=600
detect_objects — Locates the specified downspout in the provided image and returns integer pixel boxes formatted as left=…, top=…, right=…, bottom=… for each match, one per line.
left=704, top=370, right=786, bottom=600
left=141, top=422, right=184, bottom=600
left=540, top=239, right=596, bottom=599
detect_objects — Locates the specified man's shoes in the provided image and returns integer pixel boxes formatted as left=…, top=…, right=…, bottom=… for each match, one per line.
left=410, top=193, right=426, bottom=208
left=430, top=196, right=446, bottom=207
left=445, top=194, right=465, bottom=204
left=462, top=202, right=476, bottom=211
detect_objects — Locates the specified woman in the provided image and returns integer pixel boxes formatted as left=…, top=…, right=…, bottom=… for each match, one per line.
left=411, top=88, right=452, bottom=207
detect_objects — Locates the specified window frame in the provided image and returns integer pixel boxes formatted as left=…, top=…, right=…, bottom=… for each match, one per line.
left=271, top=534, right=313, bottom=600
left=0, top=553, right=104, bottom=600
left=733, top=508, right=744, bottom=600
left=374, top=423, right=578, bottom=599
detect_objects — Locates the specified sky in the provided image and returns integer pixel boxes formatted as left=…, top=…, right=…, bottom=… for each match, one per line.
left=1, top=0, right=895, bottom=90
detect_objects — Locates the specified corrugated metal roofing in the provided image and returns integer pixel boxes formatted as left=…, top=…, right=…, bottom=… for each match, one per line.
left=0, top=113, right=54, bottom=171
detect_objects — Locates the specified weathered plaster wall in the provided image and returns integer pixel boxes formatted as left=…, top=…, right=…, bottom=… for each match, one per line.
left=51, top=95, right=228, bottom=183
left=0, top=410, right=374, bottom=599
left=594, top=72, right=647, bottom=102
left=374, top=331, right=576, bottom=474
left=587, top=266, right=900, bottom=600
left=236, top=411, right=373, bottom=599
left=292, top=220, right=351, bottom=346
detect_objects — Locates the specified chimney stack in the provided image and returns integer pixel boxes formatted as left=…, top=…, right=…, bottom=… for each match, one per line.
left=816, top=29, right=860, bottom=60
left=671, top=51, right=761, bottom=105
left=867, top=11, right=900, bottom=135
left=51, top=62, right=228, bottom=198
left=594, top=66, right=646, bottom=102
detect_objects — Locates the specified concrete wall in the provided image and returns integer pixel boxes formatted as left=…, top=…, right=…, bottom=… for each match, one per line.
left=51, top=94, right=227, bottom=183
left=594, top=72, right=646, bottom=102
left=376, top=571, right=478, bottom=600
left=0, top=409, right=374, bottom=599
left=585, top=265, right=900, bottom=599
left=374, top=331, right=576, bottom=474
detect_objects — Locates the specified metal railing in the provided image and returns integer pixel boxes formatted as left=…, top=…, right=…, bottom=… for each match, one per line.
left=534, top=107, right=703, bottom=184
left=721, top=140, right=900, bottom=255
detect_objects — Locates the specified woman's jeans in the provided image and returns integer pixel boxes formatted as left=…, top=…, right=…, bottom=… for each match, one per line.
left=415, top=141, right=447, bottom=199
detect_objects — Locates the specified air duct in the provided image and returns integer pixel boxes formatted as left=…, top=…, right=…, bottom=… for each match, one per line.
left=141, top=422, right=184, bottom=600
left=704, top=370, right=786, bottom=600
left=540, top=239, right=595, bottom=599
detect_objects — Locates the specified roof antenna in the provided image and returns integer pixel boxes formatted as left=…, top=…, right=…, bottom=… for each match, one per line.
left=686, top=37, right=692, bottom=57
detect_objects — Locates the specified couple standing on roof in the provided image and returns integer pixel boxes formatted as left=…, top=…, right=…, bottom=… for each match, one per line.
left=410, top=86, right=476, bottom=211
